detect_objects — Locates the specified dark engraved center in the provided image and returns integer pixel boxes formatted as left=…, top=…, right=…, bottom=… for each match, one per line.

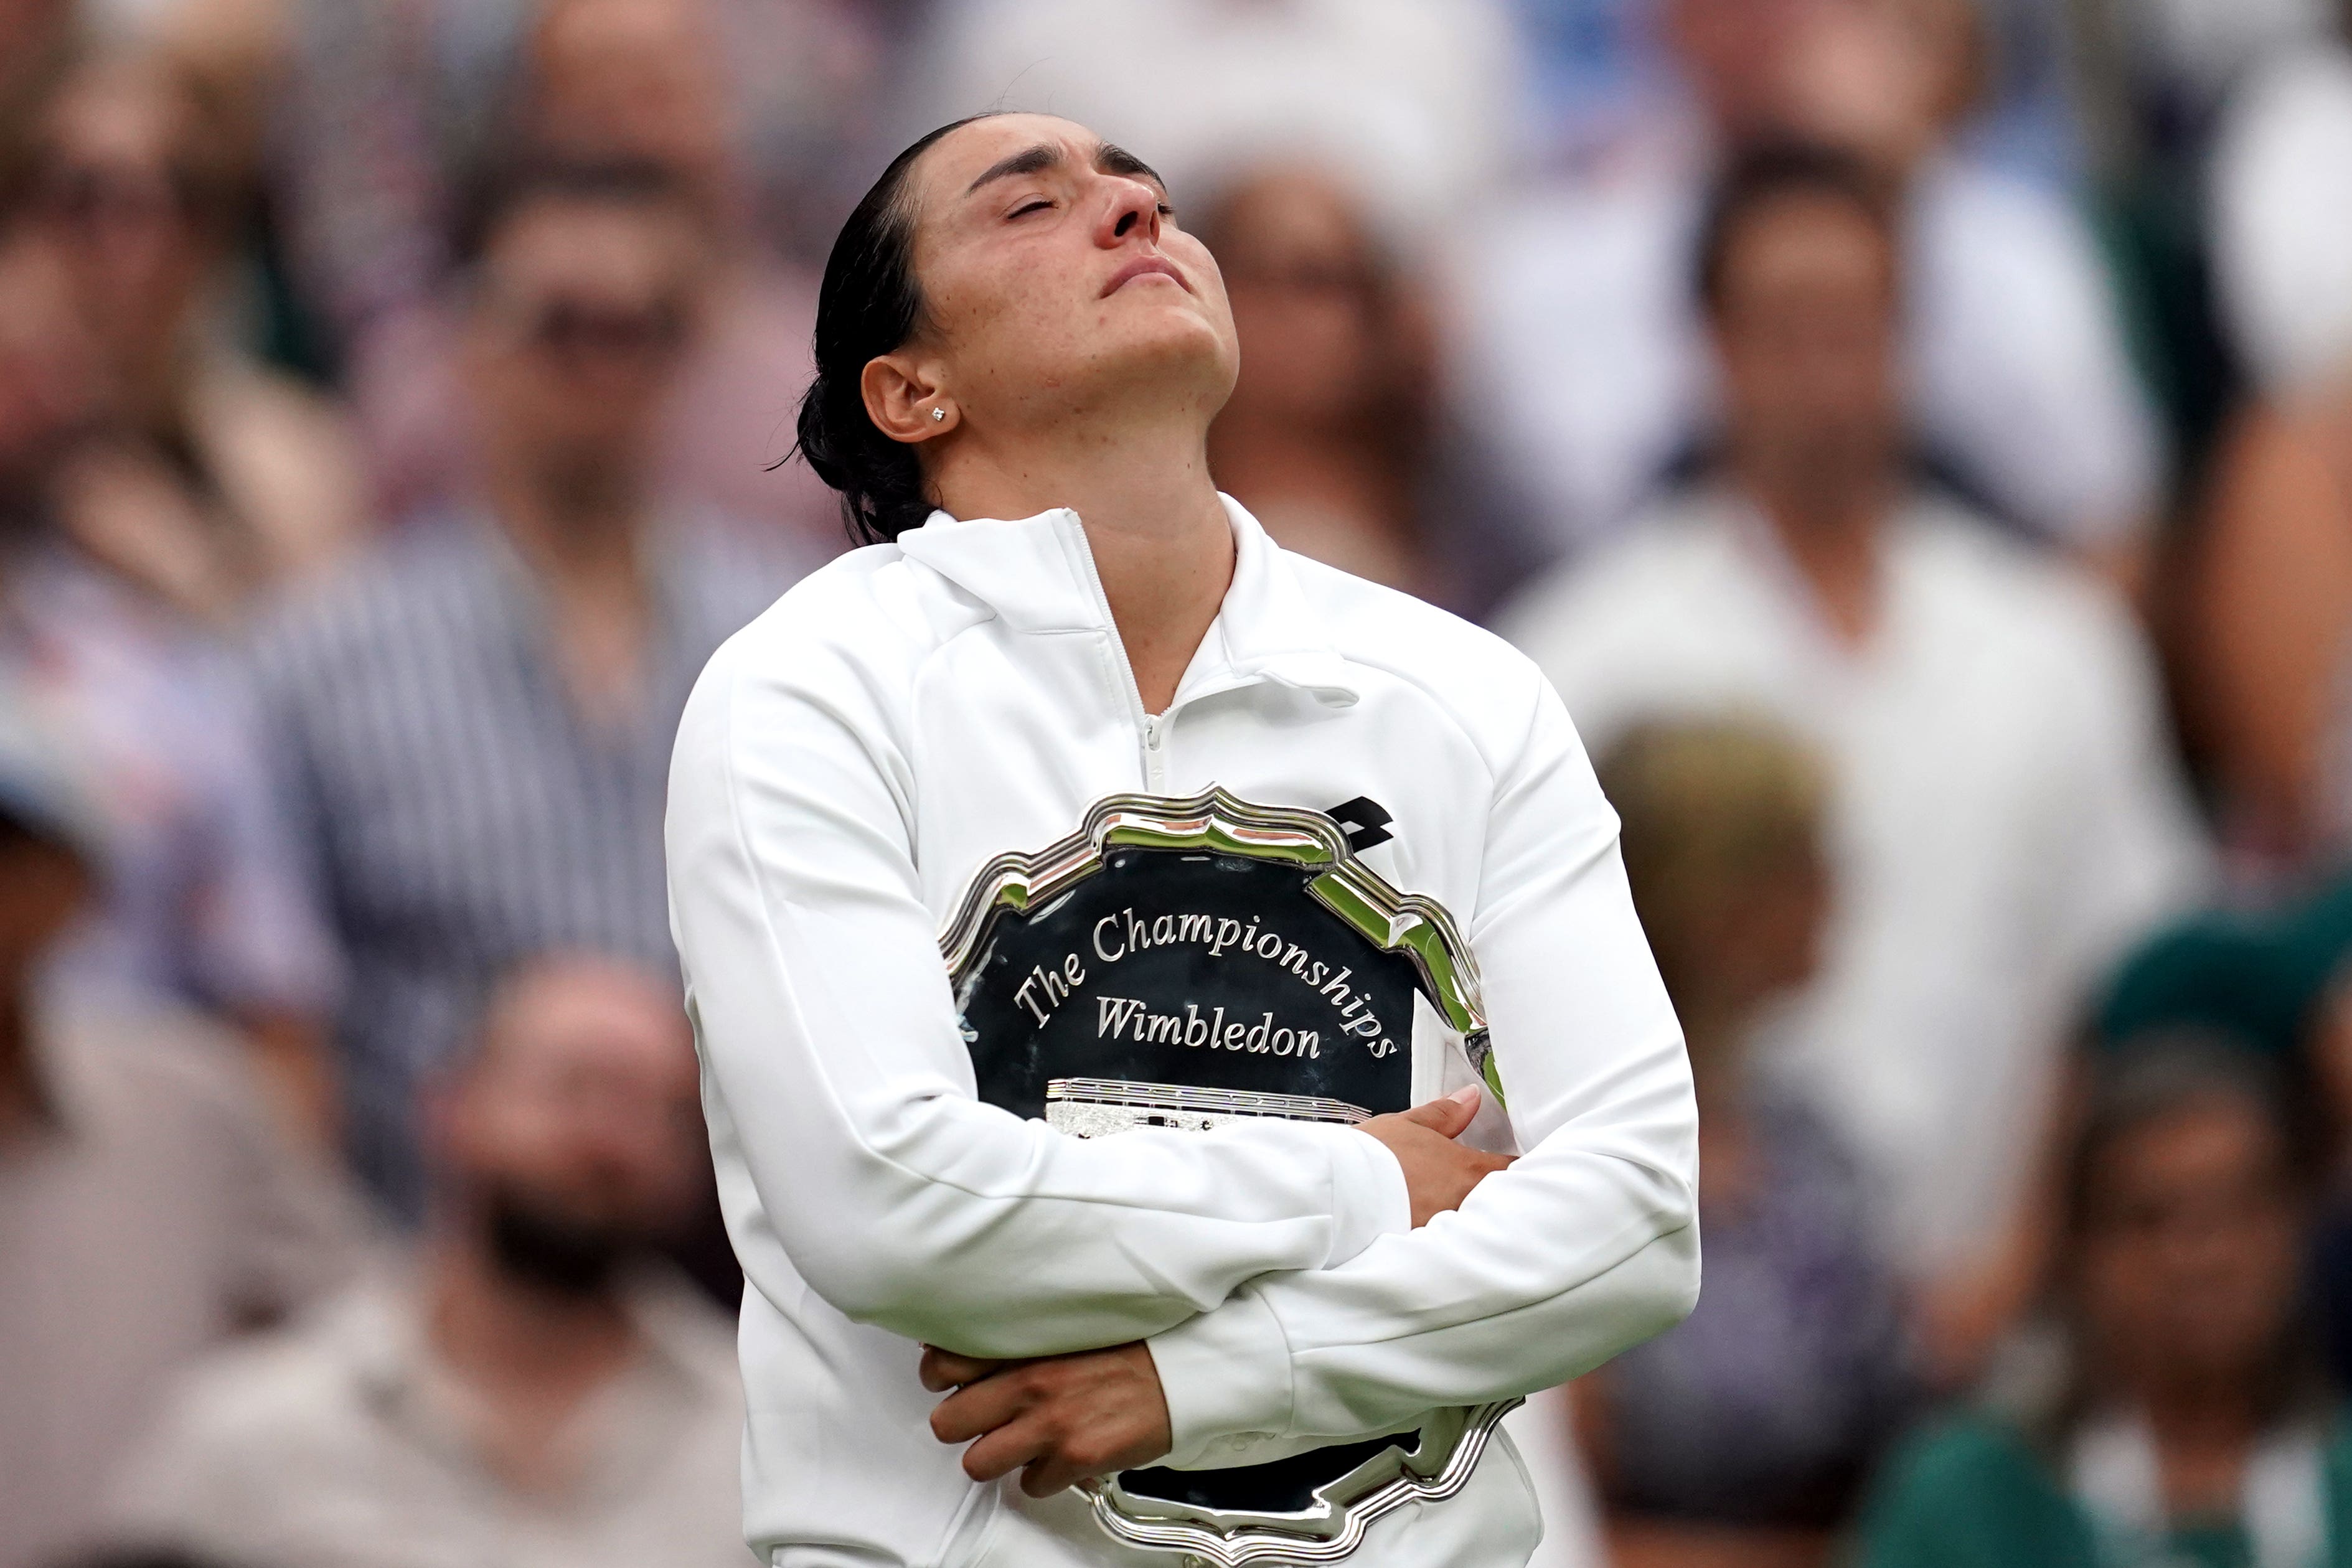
left=956, top=847, right=1420, bottom=1124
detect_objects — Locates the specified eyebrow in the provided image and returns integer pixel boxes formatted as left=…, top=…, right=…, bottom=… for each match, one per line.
left=962, top=141, right=1169, bottom=197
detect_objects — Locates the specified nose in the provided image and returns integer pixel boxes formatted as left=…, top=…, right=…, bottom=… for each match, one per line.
left=1094, top=173, right=1162, bottom=250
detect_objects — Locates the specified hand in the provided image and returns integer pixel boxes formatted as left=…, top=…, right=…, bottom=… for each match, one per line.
left=1358, top=1084, right=1513, bottom=1227
left=921, top=1341, right=1173, bottom=1496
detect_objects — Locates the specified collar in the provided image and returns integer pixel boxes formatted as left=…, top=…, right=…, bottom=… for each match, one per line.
left=894, top=492, right=1358, bottom=707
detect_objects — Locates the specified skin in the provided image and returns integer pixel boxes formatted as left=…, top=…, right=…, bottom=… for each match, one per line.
left=2074, top=1093, right=2302, bottom=1517
left=865, top=113, right=1511, bottom=1495
left=460, top=193, right=709, bottom=726
left=1200, top=164, right=1434, bottom=593
left=2186, top=392, right=2352, bottom=861
left=1711, top=186, right=1903, bottom=647
left=28, top=58, right=219, bottom=433
left=861, top=113, right=1238, bottom=715
left=422, top=956, right=708, bottom=1491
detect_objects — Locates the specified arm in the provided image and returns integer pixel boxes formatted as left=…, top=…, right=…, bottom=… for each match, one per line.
left=667, top=630, right=1411, bottom=1358
left=1137, top=671, right=1699, bottom=1462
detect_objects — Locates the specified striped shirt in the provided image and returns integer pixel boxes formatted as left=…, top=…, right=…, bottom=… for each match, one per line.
left=250, top=510, right=804, bottom=1216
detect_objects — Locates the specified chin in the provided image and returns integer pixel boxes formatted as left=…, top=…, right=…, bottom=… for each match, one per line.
left=1096, top=309, right=1235, bottom=395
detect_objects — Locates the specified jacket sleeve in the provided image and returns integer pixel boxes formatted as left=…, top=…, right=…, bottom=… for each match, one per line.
left=666, top=626, right=1409, bottom=1359
left=1142, top=669, right=1700, bottom=1465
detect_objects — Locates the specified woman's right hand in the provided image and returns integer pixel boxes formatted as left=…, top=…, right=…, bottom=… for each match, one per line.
left=1358, top=1086, right=1513, bottom=1227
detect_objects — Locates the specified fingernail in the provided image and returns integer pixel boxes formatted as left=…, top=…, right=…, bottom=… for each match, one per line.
left=1447, top=1085, right=1481, bottom=1106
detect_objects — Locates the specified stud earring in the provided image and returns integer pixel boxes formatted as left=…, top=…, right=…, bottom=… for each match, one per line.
left=930, top=407, right=947, bottom=423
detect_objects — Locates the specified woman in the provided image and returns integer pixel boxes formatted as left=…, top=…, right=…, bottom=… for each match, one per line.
left=1581, top=720, right=1915, bottom=1568
left=24, top=50, right=365, bottom=622
left=1858, top=1044, right=2346, bottom=1568
left=1194, top=162, right=1437, bottom=599
left=664, top=113, right=1699, bottom=1567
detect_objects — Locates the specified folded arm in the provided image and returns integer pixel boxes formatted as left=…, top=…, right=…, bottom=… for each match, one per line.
left=667, top=635, right=1410, bottom=1359
left=1142, top=674, right=1701, bottom=1462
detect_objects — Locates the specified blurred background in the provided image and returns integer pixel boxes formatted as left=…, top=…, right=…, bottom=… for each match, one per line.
left=2, top=1, right=2351, bottom=1565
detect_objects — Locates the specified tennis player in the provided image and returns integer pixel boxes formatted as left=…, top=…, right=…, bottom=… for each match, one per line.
left=666, top=113, right=1698, bottom=1567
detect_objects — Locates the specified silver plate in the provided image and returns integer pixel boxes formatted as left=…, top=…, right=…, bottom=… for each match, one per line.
left=939, top=788, right=1517, bottom=1562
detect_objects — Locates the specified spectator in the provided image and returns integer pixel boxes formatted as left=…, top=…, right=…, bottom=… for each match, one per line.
left=1197, top=164, right=1444, bottom=602
left=1578, top=718, right=1913, bottom=1568
left=2184, top=382, right=2352, bottom=873
left=1503, top=146, right=2205, bottom=1379
left=0, top=220, right=338, bottom=1138
left=902, top=0, right=1525, bottom=254
left=354, top=0, right=841, bottom=548
left=1453, top=0, right=2161, bottom=574
left=1858, top=1043, right=2345, bottom=1568
left=0, top=689, right=358, bottom=1568
left=103, top=955, right=755, bottom=1568
left=23, top=49, right=366, bottom=622
left=248, top=157, right=799, bottom=1218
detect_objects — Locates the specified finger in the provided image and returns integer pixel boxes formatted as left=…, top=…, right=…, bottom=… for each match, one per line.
left=930, top=1373, right=1033, bottom=1445
left=1022, top=1452, right=1089, bottom=1498
left=962, top=1414, right=1055, bottom=1483
left=1399, top=1084, right=1481, bottom=1138
left=920, top=1346, right=1007, bottom=1392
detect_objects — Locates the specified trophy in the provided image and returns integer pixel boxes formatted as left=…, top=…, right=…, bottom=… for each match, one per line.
left=939, top=787, right=1518, bottom=1565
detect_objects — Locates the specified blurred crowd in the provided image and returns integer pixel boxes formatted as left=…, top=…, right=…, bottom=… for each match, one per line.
left=4, top=1, right=2352, bottom=1566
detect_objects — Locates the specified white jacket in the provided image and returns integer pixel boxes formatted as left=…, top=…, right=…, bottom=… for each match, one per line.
left=665, top=497, right=1698, bottom=1567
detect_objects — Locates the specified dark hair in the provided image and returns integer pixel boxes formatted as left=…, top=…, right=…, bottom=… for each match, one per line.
left=449, top=156, right=698, bottom=275
left=1692, top=143, right=1895, bottom=316
left=791, top=116, right=996, bottom=546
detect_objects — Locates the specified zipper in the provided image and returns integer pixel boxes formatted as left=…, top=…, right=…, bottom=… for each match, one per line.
left=1066, top=513, right=1165, bottom=791
left=1142, top=713, right=1169, bottom=792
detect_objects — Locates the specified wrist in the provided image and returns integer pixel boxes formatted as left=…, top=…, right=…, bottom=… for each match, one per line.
left=1145, top=1285, right=1296, bottom=1468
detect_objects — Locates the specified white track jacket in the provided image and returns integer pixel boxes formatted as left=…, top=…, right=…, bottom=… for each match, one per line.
left=665, top=497, right=1699, bottom=1567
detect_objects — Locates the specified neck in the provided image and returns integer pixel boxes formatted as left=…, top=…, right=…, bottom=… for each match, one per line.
left=2141, top=1376, right=2264, bottom=1446
left=934, top=416, right=1233, bottom=715
left=425, top=1230, right=636, bottom=1392
left=484, top=451, right=646, bottom=580
left=1736, top=451, right=1893, bottom=647
left=482, top=449, right=655, bottom=721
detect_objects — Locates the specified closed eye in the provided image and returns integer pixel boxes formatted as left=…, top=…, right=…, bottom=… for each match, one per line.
left=1009, top=198, right=1053, bottom=219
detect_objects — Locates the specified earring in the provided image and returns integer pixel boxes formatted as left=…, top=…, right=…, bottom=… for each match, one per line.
left=930, top=407, right=947, bottom=423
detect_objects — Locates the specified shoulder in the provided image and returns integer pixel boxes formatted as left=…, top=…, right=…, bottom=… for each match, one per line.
left=141, top=1287, right=375, bottom=1453
left=50, top=1000, right=272, bottom=1139
left=677, top=542, right=971, bottom=756
left=1286, top=550, right=1551, bottom=758
left=1902, top=502, right=2143, bottom=666
left=1496, top=495, right=1746, bottom=680
left=247, top=519, right=496, bottom=686
left=1860, top=1412, right=2076, bottom=1562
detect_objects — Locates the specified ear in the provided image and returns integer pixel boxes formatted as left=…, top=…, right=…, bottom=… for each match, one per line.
left=861, top=352, right=959, bottom=444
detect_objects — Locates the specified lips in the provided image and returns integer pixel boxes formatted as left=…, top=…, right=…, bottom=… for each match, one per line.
left=1101, top=255, right=1192, bottom=298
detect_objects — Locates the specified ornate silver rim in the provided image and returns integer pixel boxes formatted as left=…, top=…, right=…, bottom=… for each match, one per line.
left=937, top=786, right=1497, bottom=1097
left=939, top=787, right=1513, bottom=1557
left=1080, top=1400, right=1523, bottom=1565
